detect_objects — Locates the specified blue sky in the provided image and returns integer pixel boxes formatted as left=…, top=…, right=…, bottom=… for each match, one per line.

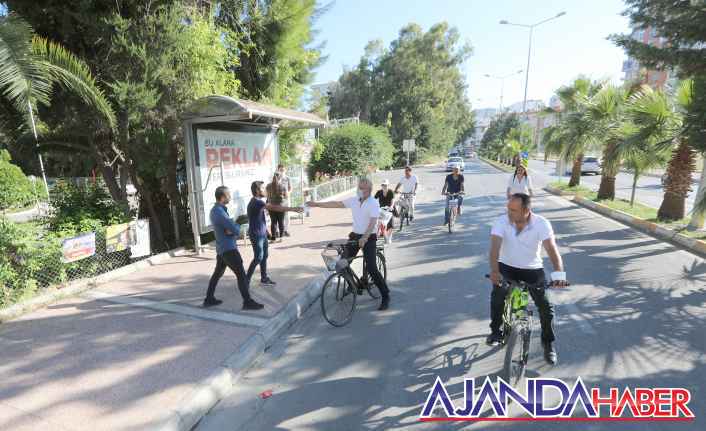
left=311, top=0, right=632, bottom=110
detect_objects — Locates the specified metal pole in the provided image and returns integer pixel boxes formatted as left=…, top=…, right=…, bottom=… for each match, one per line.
left=522, top=26, right=533, bottom=115
left=28, top=100, right=50, bottom=202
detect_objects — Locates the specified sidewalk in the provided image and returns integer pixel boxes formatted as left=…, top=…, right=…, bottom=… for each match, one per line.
left=0, top=200, right=355, bottom=431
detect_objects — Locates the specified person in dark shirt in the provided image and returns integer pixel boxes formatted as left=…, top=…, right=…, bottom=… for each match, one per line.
left=441, top=166, right=465, bottom=225
left=246, top=181, right=303, bottom=286
left=266, top=172, right=287, bottom=242
left=374, top=179, right=395, bottom=244
left=205, top=186, right=263, bottom=310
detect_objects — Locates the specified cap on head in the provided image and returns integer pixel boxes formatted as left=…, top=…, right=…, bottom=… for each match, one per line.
left=381, top=179, right=389, bottom=186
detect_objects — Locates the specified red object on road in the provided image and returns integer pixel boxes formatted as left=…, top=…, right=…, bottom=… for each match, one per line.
left=259, top=389, right=273, bottom=399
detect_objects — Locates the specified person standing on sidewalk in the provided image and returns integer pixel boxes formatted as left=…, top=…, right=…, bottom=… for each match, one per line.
left=394, top=166, right=419, bottom=222
left=278, top=164, right=293, bottom=237
left=266, top=172, right=286, bottom=242
left=307, top=178, right=391, bottom=310
left=246, top=180, right=303, bottom=287
left=204, top=186, right=264, bottom=310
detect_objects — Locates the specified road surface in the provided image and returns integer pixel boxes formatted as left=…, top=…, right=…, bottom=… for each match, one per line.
left=195, top=158, right=705, bottom=430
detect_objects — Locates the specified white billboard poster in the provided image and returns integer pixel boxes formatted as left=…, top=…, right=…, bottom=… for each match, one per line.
left=194, top=128, right=277, bottom=233
left=129, top=219, right=151, bottom=258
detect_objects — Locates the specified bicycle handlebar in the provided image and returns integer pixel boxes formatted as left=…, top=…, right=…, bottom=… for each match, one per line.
left=484, top=274, right=569, bottom=288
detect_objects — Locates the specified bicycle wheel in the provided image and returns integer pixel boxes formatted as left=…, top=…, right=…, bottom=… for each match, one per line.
left=320, top=271, right=357, bottom=327
left=366, top=252, right=387, bottom=299
left=448, top=211, right=454, bottom=234
left=502, top=324, right=528, bottom=386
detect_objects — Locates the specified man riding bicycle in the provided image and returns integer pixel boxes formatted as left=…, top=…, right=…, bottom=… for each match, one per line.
left=307, top=178, right=391, bottom=310
left=394, top=166, right=418, bottom=222
left=442, top=166, right=464, bottom=225
left=488, top=193, right=567, bottom=365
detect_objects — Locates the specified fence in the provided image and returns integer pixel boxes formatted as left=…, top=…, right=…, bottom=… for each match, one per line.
left=307, top=176, right=360, bottom=202
left=1, top=218, right=161, bottom=308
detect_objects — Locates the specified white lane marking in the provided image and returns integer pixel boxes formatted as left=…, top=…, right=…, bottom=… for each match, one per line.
left=84, top=290, right=267, bottom=327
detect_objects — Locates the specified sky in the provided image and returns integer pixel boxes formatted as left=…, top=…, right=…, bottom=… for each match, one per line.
left=310, top=0, right=632, bottom=111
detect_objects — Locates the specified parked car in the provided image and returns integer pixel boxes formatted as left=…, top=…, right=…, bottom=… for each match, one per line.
left=566, top=157, right=601, bottom=175
left=446, top=157, right=465, bottom=172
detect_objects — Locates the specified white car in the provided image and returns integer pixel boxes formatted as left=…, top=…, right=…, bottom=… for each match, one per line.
left=566, top=157, right=601, bottom=175
left=446, top=157, right=465, bottom=172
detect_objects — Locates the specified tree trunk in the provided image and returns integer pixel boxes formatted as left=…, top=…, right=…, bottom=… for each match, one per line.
left=688, top=155, right=706, bottom=230
left=597, top=143, right=619, bottom=200
left=630, top=173, right=638, bottom=207
left=128, top=164, right=166, bottom=248
left=658, top=140, right=696, bottom=221
left=568, top=154, right=583, bottom=187
left=165, top=125, right=185, bottom=244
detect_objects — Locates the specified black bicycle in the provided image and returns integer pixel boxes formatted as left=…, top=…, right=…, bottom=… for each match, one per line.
left=485, top=274, right=567, bottom=385
left=397, top=192, right=414, bottom=232
left=320, top=240, right=387, bottom=326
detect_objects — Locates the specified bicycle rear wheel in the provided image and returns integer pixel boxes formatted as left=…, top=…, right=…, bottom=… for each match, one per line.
left=502, top=324, right=529, bottom=386
left=448, top=211, right=454, bottom=233
left=320, top=272, right=357, bottom=327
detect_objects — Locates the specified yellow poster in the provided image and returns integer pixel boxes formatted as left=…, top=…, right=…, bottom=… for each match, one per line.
left=106, top=223, right=130, bottom=253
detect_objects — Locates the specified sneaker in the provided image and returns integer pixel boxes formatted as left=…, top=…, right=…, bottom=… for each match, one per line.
left=378, top=297, right=390, bottom=311
left=261, top=278, right=276, bottom=286
left=386, top=236, right=392, bottom=245
left=486, top=332, right=503, bottom=346
left=284, top=231, right=291, bottom=237
left=242, top=299, right=265, bottom=310
left=202, top=298, right=223, bottom=307
left=543, top=341, right=557, bottom=365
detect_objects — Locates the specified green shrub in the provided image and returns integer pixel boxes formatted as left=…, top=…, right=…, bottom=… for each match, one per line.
left=309, top=123, right=394, bottom=177
left=48, top=180, right=131, bottom=231
left=0, top=149, right=43, bottom=210
left=0, top=219, right=65, bottom=307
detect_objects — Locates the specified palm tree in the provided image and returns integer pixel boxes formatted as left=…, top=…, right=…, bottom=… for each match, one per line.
left=545, top=78, right=601, bottom=187
left=587, top=84, right=627, bottom=200
left=686, top=76, right=706, bottom=230
left=0, top=13, right=116, bottom=194
left=657, top=80, right=695, bottom=221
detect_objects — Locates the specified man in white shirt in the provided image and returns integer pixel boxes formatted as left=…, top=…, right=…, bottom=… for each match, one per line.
left=488, top=193, right=567, bottom=365
left=307, top=178, right=391, bottom=310
left=394, top=166, right=419, bottom=221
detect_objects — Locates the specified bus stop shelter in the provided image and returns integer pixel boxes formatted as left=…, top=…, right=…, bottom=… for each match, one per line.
left=181, top=96, right=326, bottom=253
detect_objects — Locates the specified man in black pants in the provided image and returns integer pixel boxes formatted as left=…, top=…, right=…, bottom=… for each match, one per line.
left=203, top=186, right=264, bottom=310
left=307, top=178, right=391, bottom=310
left=487, top=193, right=567, bottom=364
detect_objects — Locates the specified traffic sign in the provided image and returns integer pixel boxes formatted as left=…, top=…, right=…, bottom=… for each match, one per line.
left=403, top=139, right=416, bottom=152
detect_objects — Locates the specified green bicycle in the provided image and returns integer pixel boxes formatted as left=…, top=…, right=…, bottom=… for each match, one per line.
left=486, top=274, right=565, bottom=385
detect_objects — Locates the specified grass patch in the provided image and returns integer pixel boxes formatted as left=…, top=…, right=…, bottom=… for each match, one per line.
left=480, top=157, right=514, bottom=172
left=548, top=181, right=595, bottom=197
left=655, top=218, right=706, bottom=240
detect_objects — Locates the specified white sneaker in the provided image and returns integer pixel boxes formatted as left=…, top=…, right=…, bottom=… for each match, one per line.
left=386, top=236, right=392, bottom=245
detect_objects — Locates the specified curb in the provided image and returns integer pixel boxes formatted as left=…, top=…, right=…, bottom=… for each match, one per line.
left=0, top=246, right=190, bottom=323
left=156, top=269, right=329, bottom=431
left=543, top=186, right=706, bottom=258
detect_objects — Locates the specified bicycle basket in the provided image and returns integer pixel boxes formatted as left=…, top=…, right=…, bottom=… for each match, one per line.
left=321, top=247, right=342, bottom=271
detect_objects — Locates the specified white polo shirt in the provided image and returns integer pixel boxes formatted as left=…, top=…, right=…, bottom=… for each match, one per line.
left=344, top=196, right=381, bottom=234
left=398, top=175, right=419, bottom=193
left=508, top=174, right=533, bottom=195
left=491, top=213, right=554, bottom=269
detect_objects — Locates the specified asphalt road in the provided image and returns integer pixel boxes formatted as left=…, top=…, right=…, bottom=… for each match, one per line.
left=196, top=159, right=705, bottom=430
left=528, top=159, right=699, bottom=213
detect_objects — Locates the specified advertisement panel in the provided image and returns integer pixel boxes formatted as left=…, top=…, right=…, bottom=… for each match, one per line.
left=193, top=127, right=278, bottom=233
left=61, top=232, right=96, bottom=263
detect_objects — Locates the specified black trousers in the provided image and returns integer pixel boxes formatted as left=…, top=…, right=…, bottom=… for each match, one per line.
left=344, top=233, right=390, bottom=299
left=270, top=211, right=285, bottom=238
left=490, top=262, right=555, bottom=343
left=206, top=249, right=251, bottom=302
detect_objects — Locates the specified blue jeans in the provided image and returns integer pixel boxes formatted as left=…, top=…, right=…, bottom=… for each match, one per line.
left=444, top=195, right=464, bottom=224
left=246, top=235, right=269, bottom=281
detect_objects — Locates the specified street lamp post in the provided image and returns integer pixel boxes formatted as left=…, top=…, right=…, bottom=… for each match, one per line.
left=500, top=11, right=566, bottom=115
left=484, top=70, right=523, bottom=115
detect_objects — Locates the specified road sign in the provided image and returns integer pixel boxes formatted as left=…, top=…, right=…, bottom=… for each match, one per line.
left=403, top=139, right=416, bottom=152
